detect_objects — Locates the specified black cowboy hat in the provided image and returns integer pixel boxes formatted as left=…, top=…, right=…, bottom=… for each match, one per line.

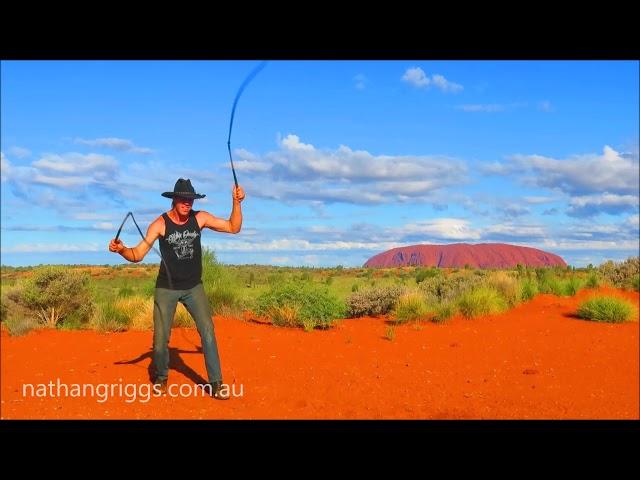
left=161, top=178, right=206, bottom=199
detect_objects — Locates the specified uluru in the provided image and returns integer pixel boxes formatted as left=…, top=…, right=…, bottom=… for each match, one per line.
left=364, top=243, right=567, bottom=268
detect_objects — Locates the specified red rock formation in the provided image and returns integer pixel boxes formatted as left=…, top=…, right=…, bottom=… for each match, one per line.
left=364, top=243, right=567, bottom=268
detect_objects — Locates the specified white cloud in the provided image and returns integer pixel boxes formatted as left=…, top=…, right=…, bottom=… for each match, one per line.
left=484, top=224, right=546, bottom=239
left=92, top=222, right=116, bottom=230
left=302, top=255, right=320, bottom=265
left=203, top=239, right=403, bottom=252
left=399, top=219, right=482, bottom=240
left=240, top=134, right=467, bottom=205
left=233, top=160, right=272, bottom=173
left=32, top=174, right=88, bottom=188
left=457, top=102, right=528, bottom=113
left=431, top=74, right=463, bottom=93
left=511, top=145, right=639, bottom=196
left=2, top=224, right=117, bottom=233
left=2, top=151, right=130, bottom=203
left=271, top=135, right=465, bottom=183
left=456, top=104, right=505, bottom=112
left=34, top=153, right=117, bottom=175
left=74, top=137, right=153, bottom=154
left=567, top=193, right=639, bottom=217
left=523, top=196, right=557, bottom=204
left=562, top=223, right=634, bottom=242
left=1, top=153, right=11, bottom=182
left=20, top=153, right=120, bottom=192
left=9, top=146, right=31, bottom=158
left=269, top=257, right=291, bottom=264
left=0, top=152, right=35, bottom=185
left=402, top=67, right=430, bottom=88
left=233, top=149, right=272, bottom=173
left=480, top=161, right=519, bottom=175
left=499, top=204, right=531, bottom=218
left=307, top=225, right=341, bottom=234
left=280, top=134, right=315, bottom=151
left=402, top=68, right=463, bottom=93
left=540, top=239, right=639, bottom=251
left=72, top=213, right=115, bottom=221
left=1, top=243, right=102, bottom=253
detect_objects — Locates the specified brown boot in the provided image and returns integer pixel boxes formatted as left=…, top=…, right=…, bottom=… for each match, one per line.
left=210, top=381, right=230, bottom=400
left=153, top=379, right=168, bottom=395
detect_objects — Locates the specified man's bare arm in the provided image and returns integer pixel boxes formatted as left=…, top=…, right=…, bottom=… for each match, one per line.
left=108, top=217, right=164, bottom=263
left=198, top=186, right=244, bottom=234
left=198, top=210, right=241, bottom=234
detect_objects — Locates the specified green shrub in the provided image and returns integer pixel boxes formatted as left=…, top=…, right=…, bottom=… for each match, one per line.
left=300, top=317, right=317, bottom=332
left=300, top=272, right=311, bottom=282
left=4, top=315, right=39, bottom=336
left=535, top=268, right=551, bottom=282
left=202, top=249, right=243, bottom=317
left=0, top=294, right=8, bottom=322
left=564, top=276, right=583, bottom=296
left=1, top=285, right=39, bottom=334
left=394, top=292, right=429, bottom=323
left=585, top=273, right=600, bottom=288
left=418, top=274, right=483, bottom=302
left=577, top=296, right=635, bottom=323
left=264, top=304, right=300, bottom=328
left=415, top=268, right=439, bottom=284
left=457, top=286, right=507, bottom=319
left=487, top=272, right=521, bottom=306
left=598, top=257, right=640, bottom=289
left=141, top=279, right=156, bottom=298
left=92, top=302, right=129, bottom=332
left=385, top=326, right=395, bottom=341
left=256, top=282, right=346, bottom=329
left=520, top=278, right=538, bottom=301
left=632, top=275, right=640, bottom=292
left=111, top=296, right=148, bottom=323
left=432, top=301, right=456, bottom=323
left=58, top=313, right=88, bottom=330
left=346, top=285, right=405, bottom=317
left=537, top=272, right=565, bottom=296
left=117, top=285, right=135, bottom=298
left=19, top=266, right=94, bottom=327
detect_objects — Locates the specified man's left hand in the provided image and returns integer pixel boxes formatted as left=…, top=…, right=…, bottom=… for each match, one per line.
left=233, top=185, right=245, bottom=203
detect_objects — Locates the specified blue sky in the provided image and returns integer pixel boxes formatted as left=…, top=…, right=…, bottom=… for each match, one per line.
left=1, top=60, right=638, bottom=268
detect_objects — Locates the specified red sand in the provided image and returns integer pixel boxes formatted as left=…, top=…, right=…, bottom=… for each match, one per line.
left=1, top=287, right=638, bottom=419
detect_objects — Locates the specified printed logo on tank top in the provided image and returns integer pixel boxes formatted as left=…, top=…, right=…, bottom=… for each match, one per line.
left=165, top=230, right=200, bottom=260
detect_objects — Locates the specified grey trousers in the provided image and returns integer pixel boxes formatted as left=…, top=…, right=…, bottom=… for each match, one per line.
left=152, top=283, right=222, bottom=384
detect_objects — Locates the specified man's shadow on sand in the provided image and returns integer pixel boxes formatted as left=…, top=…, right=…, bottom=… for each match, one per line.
left=114, top=346, right=207, bottom=385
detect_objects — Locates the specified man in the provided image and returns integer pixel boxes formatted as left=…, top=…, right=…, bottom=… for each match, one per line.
left=108, top=178, right=245, bottom=400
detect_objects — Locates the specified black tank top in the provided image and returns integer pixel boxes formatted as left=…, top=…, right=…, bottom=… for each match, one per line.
left=156, top=210, right=202, bottom=290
